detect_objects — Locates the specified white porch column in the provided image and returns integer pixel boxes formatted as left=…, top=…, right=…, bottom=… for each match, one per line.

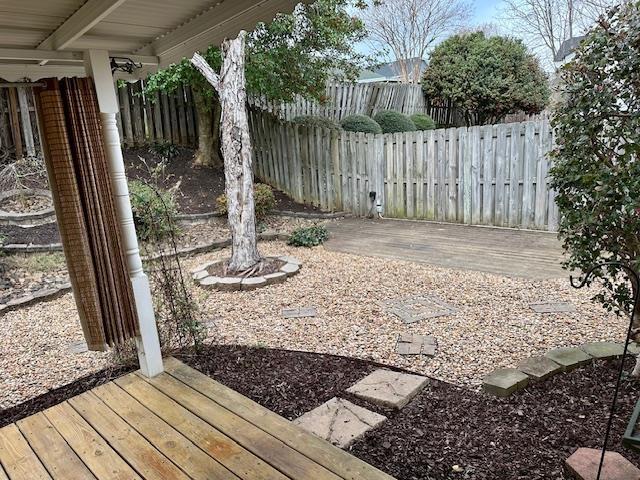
left=84, top=49, right=163, bottom=377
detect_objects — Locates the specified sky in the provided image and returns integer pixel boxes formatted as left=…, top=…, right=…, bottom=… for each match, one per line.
left=472, top=0, right=503, bottom=25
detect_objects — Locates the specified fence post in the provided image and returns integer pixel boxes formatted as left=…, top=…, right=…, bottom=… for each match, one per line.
left=462, top=126, right=472, bottom=224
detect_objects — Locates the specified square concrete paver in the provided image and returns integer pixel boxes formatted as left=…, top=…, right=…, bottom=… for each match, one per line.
left=529, top=301, right=576, bottom=313
left=545, top=347, right=592, bottom=371
left=282, top=307, right=317, bottom=319
left=384, top=295, right=457, bottom=324
left=347, top=369, right=428, bottom=409
left=566, top=448, right=640, bottom=480
left=482, top=368, right=529, bottom=397
left=396, top=333, right=437, bottom=357
left=293, top=397, right=387, bottom=448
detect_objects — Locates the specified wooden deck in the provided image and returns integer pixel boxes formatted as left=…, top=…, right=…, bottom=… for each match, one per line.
left=326, top=218, right=567, bottom=280
left=0, top=357, right=393, bottom=480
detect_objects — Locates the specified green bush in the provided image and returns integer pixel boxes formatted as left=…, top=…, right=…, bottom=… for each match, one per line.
left=129, top=180, right=180, bottom=242
left=373, top=110, right=416, bottom=133
left=216, top=183, right=276, bottom=221
left=292, top=115, right=341, bottom=130
left=287, top=224, right=329, bottom=247
left=340, top=114, right=382, bottom=134
left=149, top=142, right=179, bottom=159
left=410, top=113, right=436, bottom=131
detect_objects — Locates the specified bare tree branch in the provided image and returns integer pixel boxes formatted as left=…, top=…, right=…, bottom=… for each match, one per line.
left=190, top=52, right=220, bottom=93
left=359, top=0, right=470, bottom=83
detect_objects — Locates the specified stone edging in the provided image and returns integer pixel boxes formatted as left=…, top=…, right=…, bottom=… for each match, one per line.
left=1, top=231, right=291, bottom=257
left=482, top=342, right=635, bottom=397
left=192, top=255, right=302, bottom=291
left=0, top=189, right=56, bottom=227
left=0, top=283, right=72, bottom=316
left=176, top=209, right=347, bottom=224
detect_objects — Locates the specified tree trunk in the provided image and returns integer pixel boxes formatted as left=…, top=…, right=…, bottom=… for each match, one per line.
left=191, top=31, right=262, bottom=272
left=192, top=90, right=222, bottom=168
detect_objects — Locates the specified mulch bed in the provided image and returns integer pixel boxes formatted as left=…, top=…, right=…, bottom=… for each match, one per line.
left=2, top=345, right=639, bottom=479
left=124, top=146, right=322, bottom=214
left=206, top=257, right=285, bottom=278
left=0, top=223, right=60, bottom=245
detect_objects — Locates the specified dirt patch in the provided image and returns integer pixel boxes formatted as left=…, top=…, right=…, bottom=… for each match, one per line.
left=0, top=194, right=52, bottom=213
left=0, top=223, right=60, bottom=245
left=124, top=146, right=322, bottom=214
left=206, top=257, right=285, bottom=278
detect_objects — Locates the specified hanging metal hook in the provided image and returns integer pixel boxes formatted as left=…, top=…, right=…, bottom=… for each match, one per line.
left=570, top=260, right=640, bottom=480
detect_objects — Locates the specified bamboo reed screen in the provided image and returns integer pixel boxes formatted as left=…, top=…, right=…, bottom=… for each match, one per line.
left=34, top=78, right=139, bottom=350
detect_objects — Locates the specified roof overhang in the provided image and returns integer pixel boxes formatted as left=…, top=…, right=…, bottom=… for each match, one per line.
left=0, top=0, right=304, bottom=81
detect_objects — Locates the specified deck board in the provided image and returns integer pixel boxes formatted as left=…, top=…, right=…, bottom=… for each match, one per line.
left=0, top=424, right=51, bottom=480
left=164, top=357, right=395, bottom=480
left=325, top=218, right=566, bottom=280
left=0, top=358, right=393, bottom=480
left=16, top=412, right=96, bottom=480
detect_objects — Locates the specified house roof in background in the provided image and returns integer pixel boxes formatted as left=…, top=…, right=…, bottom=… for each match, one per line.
left=0, top=0, right=303, bottom=81
left=554, top=36, right=586, bottom=63
left=358, top=57, right=427, bottom=83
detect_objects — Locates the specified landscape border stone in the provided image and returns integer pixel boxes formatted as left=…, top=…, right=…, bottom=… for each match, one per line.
left=0, top=189, right=56, bottom=227
left=176, top=209, right=347, bottom=225
left=193, top=255, right=302, bottom=291
left=0, top=283, right=72, bottom=316
left=482, top=342, right=636, bottom=397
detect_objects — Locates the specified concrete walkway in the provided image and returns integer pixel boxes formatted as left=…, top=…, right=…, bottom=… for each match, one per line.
left=325, top=218, right=567, bottom=280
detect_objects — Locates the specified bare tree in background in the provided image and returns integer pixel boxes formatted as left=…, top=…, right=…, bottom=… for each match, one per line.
left=359, top=0, right=470, bottom=83
left=501, top=0, right=614, bottom=67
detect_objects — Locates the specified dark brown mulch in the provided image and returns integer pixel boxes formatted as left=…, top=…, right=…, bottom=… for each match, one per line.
left=124, top=146, right=322, bottom=214
left=0, top=364, right=136, bottom=428
left=2, top=345, right=639, bottom=480
left=0, top=223, right=60, bottom=245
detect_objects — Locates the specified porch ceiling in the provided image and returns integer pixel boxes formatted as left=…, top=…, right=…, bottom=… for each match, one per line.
left=0, top=0, right=303, bottom=81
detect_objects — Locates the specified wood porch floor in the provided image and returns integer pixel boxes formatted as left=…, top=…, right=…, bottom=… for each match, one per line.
left=0, top=357, right=393, bottom=480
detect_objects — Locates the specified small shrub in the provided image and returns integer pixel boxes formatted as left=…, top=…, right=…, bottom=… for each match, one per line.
left=288, top=224, right=329, bottom=247
left=410, top=113, right=436, bottom=131
left=129, top=180, right=180, bottom=242
left=149, top=142, right=179, bottom=159
left=373, top=110, right=417, bottom=133
left=340, top=114, right=382, bottom=134
left=292, top=115, right=341, bottom=130
left=216, top=183, right=276, bottom=221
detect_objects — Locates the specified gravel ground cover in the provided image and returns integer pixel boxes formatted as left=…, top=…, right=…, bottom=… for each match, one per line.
left=0, top=253, right=68, bottom=304
left=183, top=241, right=625, bottom=387
left=0, top=240, right=625, bottom=409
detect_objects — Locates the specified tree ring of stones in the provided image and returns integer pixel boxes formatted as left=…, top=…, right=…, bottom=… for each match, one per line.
left=191, top=255, right=302, bottom=292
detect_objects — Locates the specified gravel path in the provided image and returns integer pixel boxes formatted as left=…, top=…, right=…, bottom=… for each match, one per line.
left=0, top=240, right=626, bottom=409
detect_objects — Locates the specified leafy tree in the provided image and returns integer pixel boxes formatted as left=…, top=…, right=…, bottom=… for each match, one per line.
left=550, top=1, right=640, bottom=344
left=422, top=32, right=550, bottom=126
left=145, top=0, right=366, bottom=167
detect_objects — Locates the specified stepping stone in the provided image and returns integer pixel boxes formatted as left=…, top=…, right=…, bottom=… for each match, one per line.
left=293, top=397, right=387, bottom=448
left=517, top=356, right=562, bottom=381
left=565, top=447, right=640, bottom=480
left=482, top=368, right=529, bottom=397
left=346, top=369, right=428, bottom=409
left=282, top=307, right=317, bottom=319
left=530, top=301, right=576, bottom=313
left=545, top=347, right=592, bottom=371
left=384, top=295, right=457, bottom=324
left=395, top=333, right=437, bottom=357
left=580, top=342, right=625, bottom=360
left=68, top=340, right=88, bottom=354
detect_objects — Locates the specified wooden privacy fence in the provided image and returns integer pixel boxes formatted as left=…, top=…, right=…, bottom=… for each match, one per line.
left=250, top=81, right=429, bottom=121
left=249, top=109, right=559, bottom=231
left=0, top=85, right=40, bottom=161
